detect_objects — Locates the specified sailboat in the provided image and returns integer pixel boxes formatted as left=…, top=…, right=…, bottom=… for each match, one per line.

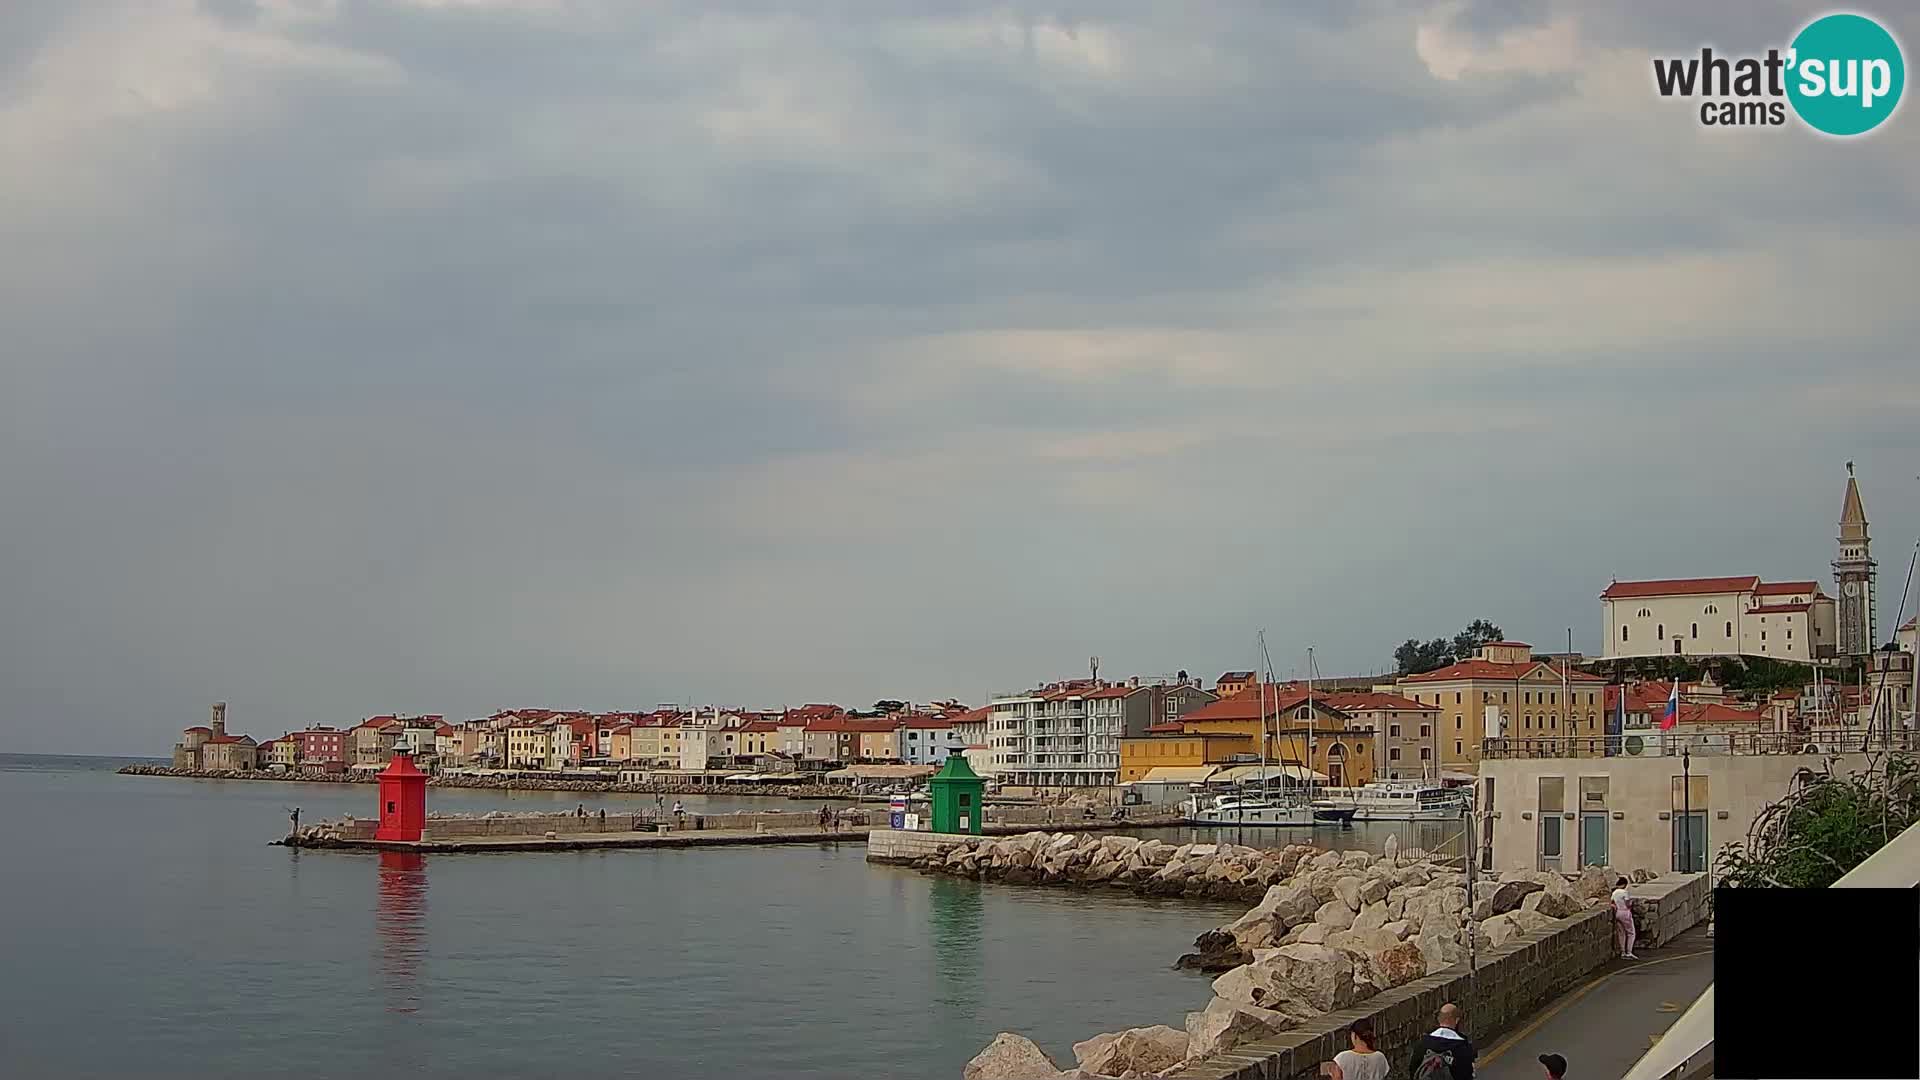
left=1183, top=632, right=1313, bottom=827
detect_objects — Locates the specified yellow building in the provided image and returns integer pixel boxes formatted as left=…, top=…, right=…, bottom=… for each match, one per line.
left=739, top=721, right=779, bottom=757
left=1395, top=641, right=1607, bottom=772
left=1118, top=730, right=1254, bottom=782
left=1164, top=685, right=1379, bottom=787
left=507, top=722, right=551, bottom=768
left=264, top=737, right=298, bottom=769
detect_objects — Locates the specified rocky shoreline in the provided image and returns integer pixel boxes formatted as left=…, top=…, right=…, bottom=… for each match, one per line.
left=115, top=763, right=852, bottom=799
left=925, top=832, right=1655, bottom=1080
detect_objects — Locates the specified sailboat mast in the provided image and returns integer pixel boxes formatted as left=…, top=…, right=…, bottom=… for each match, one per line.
left=1306, top=646, right=1316, bottom=798
left=1257, top=630, right=1274, bottom=797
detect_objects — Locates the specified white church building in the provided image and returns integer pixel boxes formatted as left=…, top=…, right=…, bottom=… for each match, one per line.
left=1599, top=466, right=1879, bottom=665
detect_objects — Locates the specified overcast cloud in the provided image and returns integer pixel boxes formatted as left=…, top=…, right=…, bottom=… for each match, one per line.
left=4, top=0, right=1917, bottom=753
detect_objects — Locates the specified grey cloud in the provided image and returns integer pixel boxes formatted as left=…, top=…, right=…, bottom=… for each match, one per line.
left=2, top=1, right=1917, bottom=752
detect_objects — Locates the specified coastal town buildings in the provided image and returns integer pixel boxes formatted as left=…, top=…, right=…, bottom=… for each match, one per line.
left=899, top=715, right=968, bottom=765
left=1393, top=641, right=1607, bottom=772
left=1319, top=691, right=1441, bottom=781
left=351, top=716, right=404, bottom=768
left=261, top=736, right=297, bottom=769
left=173, top=703, right=260, bottom=771
left=292, top=728, right=347, bottom=768
left=1170, top=684, right=1378, bottom=787
left=1213, top=670, right=1258, bottom=699
left=988, top=678, right=1215, bottom=788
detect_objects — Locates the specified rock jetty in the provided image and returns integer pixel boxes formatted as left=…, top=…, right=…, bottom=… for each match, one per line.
left=953, top=834, right=1657, bottom=1079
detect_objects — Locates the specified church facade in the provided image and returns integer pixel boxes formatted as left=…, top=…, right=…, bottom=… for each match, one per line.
left=1599, top=465, right=1882, bottom=664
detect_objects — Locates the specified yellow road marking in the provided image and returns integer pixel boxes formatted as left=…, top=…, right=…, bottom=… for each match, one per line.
left=1478, top=950, right=1713, bottom=1067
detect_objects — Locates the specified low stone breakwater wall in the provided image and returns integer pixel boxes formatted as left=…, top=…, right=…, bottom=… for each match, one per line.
left=297, top=808, right=884, bottom=843
left=117, top=764, right=851, bottom=798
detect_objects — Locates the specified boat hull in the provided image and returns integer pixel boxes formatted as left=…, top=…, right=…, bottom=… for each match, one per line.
left=1185, top=807, right=1316, bottom=827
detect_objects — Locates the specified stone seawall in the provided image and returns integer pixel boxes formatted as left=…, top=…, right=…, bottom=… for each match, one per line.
left=1178, top=908, right=1617, bottom=1080
left=1633, top=871, right=1711, bottom=948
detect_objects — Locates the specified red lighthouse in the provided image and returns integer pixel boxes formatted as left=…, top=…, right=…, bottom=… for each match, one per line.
left=374, top=752, right=427, bottom=842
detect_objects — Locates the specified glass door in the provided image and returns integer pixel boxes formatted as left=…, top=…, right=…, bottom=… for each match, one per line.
left=1580, top=812, right=1609, bottom=867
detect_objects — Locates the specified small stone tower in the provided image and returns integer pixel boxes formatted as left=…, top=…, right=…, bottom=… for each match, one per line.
left=211, top=701, right=228, bottom=739
left=1834, top=463, right=1877, bottom=657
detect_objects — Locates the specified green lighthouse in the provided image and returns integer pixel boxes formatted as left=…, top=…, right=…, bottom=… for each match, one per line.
left=927, top=750, right=986, bottom=835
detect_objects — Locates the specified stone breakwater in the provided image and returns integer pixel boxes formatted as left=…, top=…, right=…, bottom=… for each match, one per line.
left=938, top=832, right=1658, bottom=1080
left=115, top=763, right=851, bottom=799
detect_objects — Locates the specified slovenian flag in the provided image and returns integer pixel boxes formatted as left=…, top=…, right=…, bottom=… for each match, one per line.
left=1659, top=682, right=1680, bottom=731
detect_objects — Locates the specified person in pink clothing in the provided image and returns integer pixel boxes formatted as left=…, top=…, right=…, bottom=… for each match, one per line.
left=1611, top=876, right=1638, bottom=959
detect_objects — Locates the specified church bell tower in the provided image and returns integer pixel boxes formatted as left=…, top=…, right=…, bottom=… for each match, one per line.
left=1834, top=462, right=1877, bottom=657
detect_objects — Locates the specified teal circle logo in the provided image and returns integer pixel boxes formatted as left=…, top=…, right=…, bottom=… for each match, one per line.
left=1787, top=13, right=1905, bottom=136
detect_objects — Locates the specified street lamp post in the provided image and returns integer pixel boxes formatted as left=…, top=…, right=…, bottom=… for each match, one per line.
left=1681, top=744, right=1693, bottom=873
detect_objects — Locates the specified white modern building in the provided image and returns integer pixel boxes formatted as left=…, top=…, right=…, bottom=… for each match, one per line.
left=1600, top=576, right=1837, bottom=662
left=988, top=679, right=1213, bottom=788
left=898, top=716, right=969, bottom=766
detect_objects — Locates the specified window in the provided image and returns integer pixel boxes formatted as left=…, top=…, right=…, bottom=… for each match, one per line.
left=1502, top=692, right=1509, bottom=703
left=1691, top=623, right=1698, bottom=639
left=1455, top=692, right=1462, bottom=704
left=1704, top=604, right=1718, bottom=615
left=1551, top=692, right=1557, bottom=705
left=1761, top=631, right=1767, bottom=641
left=1420, top=725, right=1431, bottom=737
left=1726, top=621, right=1733, bottom=638
left=1389, top=748, right=1401, bottom=761
left=1389, top=724, right=1401, bottom=737
left=1296, top=706, right=1313, bottom=720
left=1787, top=629, right=1793, bottom=640
left=1657, top=623, right=1665, bottom=639
left=1622, top=626, right=1630, bottom=642
left=1420, top=747, right=1432, bottom=760
left=1455, top=740, right=1463, bottom=756
left=1455, top=717, right=1462, bottom=730
left=1538, top=776, right=1565, bottom=868
left=1524, top=715, right=1532, bottom=730
left=1638, top=607, right=1652, bottom=618
left=1524, top=692, right=1531, bottom=705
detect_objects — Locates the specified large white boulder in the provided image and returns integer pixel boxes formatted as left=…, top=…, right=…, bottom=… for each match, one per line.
left=1263, top=942, right=1359, bottom=1012
left=1078, top=1025, right=1188, bottom=1077
left=1314, top=899, right=1357, bottom=930
left=1184, top=997, right=1296, bottom=1060
left=964, top=1033, right=1063, bottom=1080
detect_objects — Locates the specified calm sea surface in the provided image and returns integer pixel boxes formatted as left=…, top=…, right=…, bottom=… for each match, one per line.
left=0, top=755, right=1465, bottom=1079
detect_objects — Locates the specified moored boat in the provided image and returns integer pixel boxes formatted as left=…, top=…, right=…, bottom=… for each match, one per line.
left=1184, top=790, right=1316, bottom=827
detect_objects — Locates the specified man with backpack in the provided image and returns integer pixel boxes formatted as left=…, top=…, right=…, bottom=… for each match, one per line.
left=1407, top=1002, right=1476, bottom=1080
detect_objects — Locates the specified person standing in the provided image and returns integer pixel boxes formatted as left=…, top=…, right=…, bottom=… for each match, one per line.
left=1407, top=1003, right=1476, bottom=1080
left=1612, top=877, right=1638, bottom=959
left=1323, top=1019, right=1389, bottom=1080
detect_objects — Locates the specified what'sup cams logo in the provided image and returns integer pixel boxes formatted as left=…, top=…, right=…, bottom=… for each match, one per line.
left=1653, top=12, right=1905, bottom=135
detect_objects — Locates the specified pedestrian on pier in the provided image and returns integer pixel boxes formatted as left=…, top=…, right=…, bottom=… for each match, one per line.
left=1322, top=1018, right=1388, bottom=1080
left=672, top=800, right=685, bottom=828
left=1408, top=1003, right=1475, bottom=1080
left=576, top=803, right=586, bottom=819
left=1611, top=877, right=1638, bottom=959
left=597, top=808, right=605, bottom=830
left=817, top=804, right=831, bottom=831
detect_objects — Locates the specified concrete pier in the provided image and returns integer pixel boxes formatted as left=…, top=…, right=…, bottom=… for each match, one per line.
left=283, top=814, right=1183, bottom=854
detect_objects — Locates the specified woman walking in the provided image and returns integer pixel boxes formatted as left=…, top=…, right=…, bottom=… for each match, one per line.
left=1611, top=876, right=1638, bottom=959
left=1323, top=1019, right=1389, bottom=1080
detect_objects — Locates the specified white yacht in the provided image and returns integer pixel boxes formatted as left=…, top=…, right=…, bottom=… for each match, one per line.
left=1184, top=789, right=1316, bottom=827
left=1317, top=781, right=1469, bottom=822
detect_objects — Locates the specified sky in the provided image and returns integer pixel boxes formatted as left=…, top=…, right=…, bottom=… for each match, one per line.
left=3, top=0, right=1918, bottom=754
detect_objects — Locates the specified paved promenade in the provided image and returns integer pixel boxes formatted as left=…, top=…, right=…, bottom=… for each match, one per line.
left=1475, top=927, right=1714, bottom=1080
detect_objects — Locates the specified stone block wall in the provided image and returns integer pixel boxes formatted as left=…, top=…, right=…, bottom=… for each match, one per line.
left=1180, top=909, right=1617, bottom=1080
left=1632, top=872, right=1710, bottom=948
left=865, top=829, right=979, bottom=864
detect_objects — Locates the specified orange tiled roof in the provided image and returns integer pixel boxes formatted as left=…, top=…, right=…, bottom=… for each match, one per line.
left=1601, top=576, right=1761, bottom=599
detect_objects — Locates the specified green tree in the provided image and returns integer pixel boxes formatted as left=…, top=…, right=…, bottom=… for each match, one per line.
left=1716, top=756, right=1919, bottom=889
left=1393, top=619, right=1506, bottom=675
left=872, top=699, right=908, bottom=715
